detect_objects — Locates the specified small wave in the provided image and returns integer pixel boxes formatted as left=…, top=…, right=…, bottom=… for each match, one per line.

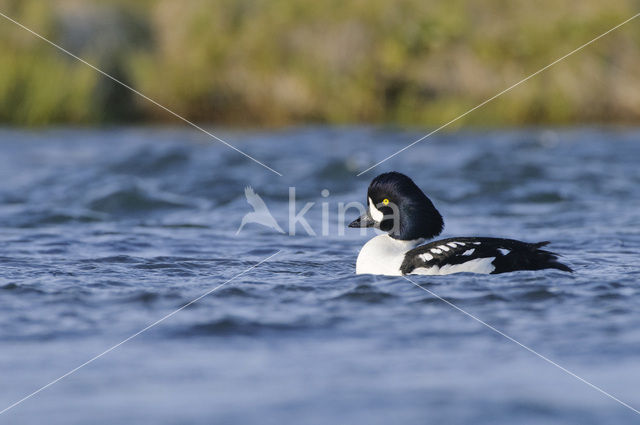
left=519, top=288, right=560, bottom=301
left=125, top=290, right=160, bottom=304
left=79, top=255, right=141, bottom=264
left=174, top=317, right=322, bottom=337
left=108, top=146, right=190, bottom=176
left=0, top=282, right=47, bottom=295
left=316, top=159, right=361, bottom=180
left=214, top=287, right=262, bottom=298
left=9, top=209, right=105, bottom=228
left=87, top=185, right=188, bottom=214
left=332, top=284, right=395, bottom=303
left=514, top=191, right=568, bottom=203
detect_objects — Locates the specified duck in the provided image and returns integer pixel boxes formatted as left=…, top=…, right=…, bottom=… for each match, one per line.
left=348, top=172, right=572, bottom=276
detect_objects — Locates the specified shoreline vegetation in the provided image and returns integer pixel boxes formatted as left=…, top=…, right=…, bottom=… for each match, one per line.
left=1, top=0, right=639, bottom=127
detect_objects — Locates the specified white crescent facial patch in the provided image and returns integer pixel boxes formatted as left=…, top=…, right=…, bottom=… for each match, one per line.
left=368, top=197, right=384, bottom=222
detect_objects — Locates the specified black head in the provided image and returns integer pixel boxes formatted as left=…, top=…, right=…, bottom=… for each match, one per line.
left=348, top=171, right=444, bottom=240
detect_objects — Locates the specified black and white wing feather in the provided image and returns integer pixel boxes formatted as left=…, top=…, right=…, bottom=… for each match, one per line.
left=400, top=237, right=572, bottom=275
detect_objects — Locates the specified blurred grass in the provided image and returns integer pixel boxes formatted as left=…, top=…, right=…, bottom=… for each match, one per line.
left=0, top=0, right=639, bottom=126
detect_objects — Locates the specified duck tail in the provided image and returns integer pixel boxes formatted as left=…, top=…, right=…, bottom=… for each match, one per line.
left=493, top=241, right=573, bottom=274
left=530, top=241, right=573, bottom=273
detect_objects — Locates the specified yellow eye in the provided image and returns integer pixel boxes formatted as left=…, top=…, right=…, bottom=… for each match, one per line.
left=382, top=198, right=389, bottom=205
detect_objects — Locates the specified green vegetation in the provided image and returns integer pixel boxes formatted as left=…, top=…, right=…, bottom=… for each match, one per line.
left=1, top=0, right=639, bottom=126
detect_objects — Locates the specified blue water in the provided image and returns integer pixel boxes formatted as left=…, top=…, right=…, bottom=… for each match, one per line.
left=0, top=127, right=639, bottom=424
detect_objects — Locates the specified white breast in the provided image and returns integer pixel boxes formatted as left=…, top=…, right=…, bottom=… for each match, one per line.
left=355, top=235, right=423, bottom=276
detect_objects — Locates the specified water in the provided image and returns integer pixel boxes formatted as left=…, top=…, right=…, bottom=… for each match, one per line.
left=0, top=127, right=639, bottom=424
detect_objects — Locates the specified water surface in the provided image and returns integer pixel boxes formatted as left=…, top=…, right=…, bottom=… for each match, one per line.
left=0, top=127, right=639, bottom=424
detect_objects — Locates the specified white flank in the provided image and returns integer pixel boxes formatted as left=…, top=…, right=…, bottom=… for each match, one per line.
left=498, top=248, right=510, bottom=256
left=368, top=197, right=384, bottom=222
left=462, top=249, right=475, bottom=256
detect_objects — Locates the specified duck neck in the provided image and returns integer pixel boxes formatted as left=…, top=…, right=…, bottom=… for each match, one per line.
left=387, top=235, right=425, bottom=250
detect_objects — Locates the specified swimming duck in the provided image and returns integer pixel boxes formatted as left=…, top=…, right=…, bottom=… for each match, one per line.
left=348, top=172, right=572, bottom=276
